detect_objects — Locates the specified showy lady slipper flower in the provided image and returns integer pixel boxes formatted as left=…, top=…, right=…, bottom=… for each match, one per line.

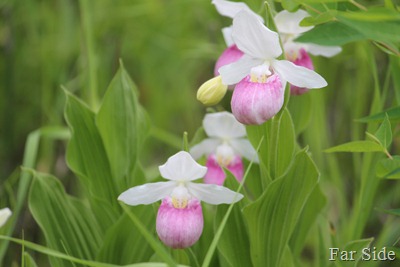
left=190, top=112, right=258, bottom=185
left=212, top=0, right=263, bottom=77
left=118, top=151, right=243, bottom=249
left=219, top=10, right=327, bottom=125
left=274, top=10, right=341, bottom=95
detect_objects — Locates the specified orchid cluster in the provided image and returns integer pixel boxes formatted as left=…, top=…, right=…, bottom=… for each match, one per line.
left=198, top=0, right=341, bottom=125
left=118, top=0, right=341, bottom=250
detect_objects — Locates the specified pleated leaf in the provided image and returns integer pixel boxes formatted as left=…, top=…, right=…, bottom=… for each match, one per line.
left=28, top=170, right=103, bottom=267
left=243, top=150, right=319, bottom=267
left=64, top=89, right=118, bottom=229
left=96, top=63, right=150, bottom=192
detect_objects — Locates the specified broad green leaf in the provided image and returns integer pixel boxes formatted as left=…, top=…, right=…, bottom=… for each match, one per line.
left=337, top=15, right=400, bottom=44
left=64, top=89, right=118, bottom=229
left=280, top=246, right=295, bottom=267
left=27, top=169, right=103, bottom=267
left=243, top=150, right=319, bottom=267
left=97, top=208, right=154, bottom=264
left=324, top=141, right=385, bottom=153
left=295, top=21, right=364, bottom=46
left=214, top=177, right=251, bottom=267
left=300, top=11, right=337, bottom=26
left=96, top=63, right=150, bottom=192
left=374, top=114, right=392, bottom=148
left=246, top=108, right=296, bottom=183
left=339, top=7, right=400, bottom=21
left=340, top=238, right=374, bottom=267
left=289, top=185, right=327, bottom=256
left=376, top=156, right=400, bottom=179
left=281, top=0, right=300, bottom=12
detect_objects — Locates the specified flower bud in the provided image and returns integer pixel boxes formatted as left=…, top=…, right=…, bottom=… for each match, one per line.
left=156, top=197, right=203, bottom=249
left=231, top=74, right=284, bottom=125
left=197, top=76, right=228, bottom=106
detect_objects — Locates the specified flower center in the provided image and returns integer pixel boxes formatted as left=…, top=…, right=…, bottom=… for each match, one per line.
left=171, top=184, right=191, bottom=209
left=250, top=63, right=272, bottom=83
left=216, top=143, right=235, bottom=167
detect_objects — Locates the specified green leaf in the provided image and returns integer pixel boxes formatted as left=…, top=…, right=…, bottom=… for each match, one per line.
left=27, top=169, right=103, bottom=267
left=376, top=156, right=400, bottom=179
left=96, top=63, right=150, bottom=192
left=289, top=185, right=327, bottom=256
left=337, top=14, right=400, bottom=44
left=374, top=114, right=392, bottom=148
left=214, top=177, right=251, bottom=267
left=246, top=108, right=296, bottom=183
left=300, top=11, right=337, bottom=26
left=324, top=141, right=385, bottom=153
left=338, top=7, right=400, bottom=22
left=341, top=238, right=374, bottom=266
left=390, top=56, right=400, bottom=104
left=380, top=209, right=400, bottom=216
left=357, top=106, right=400, bottom=122
left=97, top=208, right=155, bottom=264
left=243, top=150, right=319, bottom=267
left=295, top=21, right=365, bottom=46
left=64, top=89, right=118, bottom=229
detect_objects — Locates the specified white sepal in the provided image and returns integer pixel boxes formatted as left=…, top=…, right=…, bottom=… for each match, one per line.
left=212, top=0, right=263, bottom=22
left=274, top=9, right=313, bottom=35
left=305, top=43, right=342, bottom=57
left=118, top=181, right=176, bottom=205
left=273, top=59, right=327, bottom=89
left=203, top=111, right=246, bottom=138
left=159, top=151, right=208, bottom=181
left=187, top=183, right=243, bottom=204
left=219, top=55, right=263, bottom=85
left=230, top=139, right=259, bottom=163
left=0, top=208, right=11, bottom=228
left=190, top=138, right=221, bottom=159
left=232, top=10, right=281, bottom=60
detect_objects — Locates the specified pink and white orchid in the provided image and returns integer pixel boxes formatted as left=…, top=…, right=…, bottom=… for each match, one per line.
left=275, top=9, right=341, bottom=94
left=219, top=10, right=327, bottom=124
left=118, top=151, right=243, bottom=249
left=190, top=112, right=258, bottom=185
left=211, top=0, right=263, bottom=77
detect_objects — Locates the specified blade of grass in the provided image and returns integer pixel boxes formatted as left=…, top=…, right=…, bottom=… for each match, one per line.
left=201, top=136, right=264, bottom=267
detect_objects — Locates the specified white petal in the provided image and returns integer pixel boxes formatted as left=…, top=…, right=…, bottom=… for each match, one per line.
left=273, top=59, right=327, bottom=89
left=274, top=9, right=313, bottom=35
left=304, top=43, right=342, bottom=57
left=212, top=0, right=264, bottom=22
left=187, top=183, right=243, bottom=204
left=232, top=10, right=282, bottom=59
left=219, top=55, right=263, bottom=85
left=190, top=138, right=221, bottom=159
left=0, top=208, right=11, bottom=228
left=118, top=181, right=177, bottom=205
left=203, top=111, right=246, bottom=138
left=222, top=27, right=234, bottom=47
left=229, top=139, right=259, bottom=163
left=159, top=151, right=208, bottom=181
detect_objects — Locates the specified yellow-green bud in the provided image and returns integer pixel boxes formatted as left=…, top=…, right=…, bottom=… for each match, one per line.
left=196, top=76, right=228, bottom=106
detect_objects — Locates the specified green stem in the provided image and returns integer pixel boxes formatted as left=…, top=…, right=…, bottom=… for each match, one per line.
left=79, top=0, right=99, bottom=110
